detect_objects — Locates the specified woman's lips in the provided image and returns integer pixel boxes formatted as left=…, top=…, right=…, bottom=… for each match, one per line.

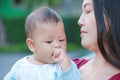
left=80, top=30, right=87, bottom=37
left=81, top=30, right=87, bottom=33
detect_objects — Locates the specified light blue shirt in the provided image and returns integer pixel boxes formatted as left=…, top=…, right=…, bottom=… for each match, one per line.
left=4, top=56, right=80, bottom=80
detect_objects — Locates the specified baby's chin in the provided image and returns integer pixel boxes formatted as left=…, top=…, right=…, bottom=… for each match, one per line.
left=44, top=60, right=56, bottom=64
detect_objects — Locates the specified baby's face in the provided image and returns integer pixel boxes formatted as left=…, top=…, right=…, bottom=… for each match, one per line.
left=31, top=22, right=66, bottom=64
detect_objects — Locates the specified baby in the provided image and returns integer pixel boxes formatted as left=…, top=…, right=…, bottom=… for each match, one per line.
left=4, top=7, right=80, bottom=80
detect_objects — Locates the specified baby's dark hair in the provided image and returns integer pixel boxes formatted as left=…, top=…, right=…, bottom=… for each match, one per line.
left=25, top=7, right=63, bottom=38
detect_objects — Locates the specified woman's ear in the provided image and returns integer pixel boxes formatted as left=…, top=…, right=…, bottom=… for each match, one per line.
left=26, top=38, right=35, bottom=52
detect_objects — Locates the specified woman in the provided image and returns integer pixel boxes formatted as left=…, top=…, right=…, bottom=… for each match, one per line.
left=74, top=0, right=120, bottom=80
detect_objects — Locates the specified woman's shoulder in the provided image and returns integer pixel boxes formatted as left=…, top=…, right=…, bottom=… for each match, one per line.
left=109, top=72, right=120, bottom=80
left=73, top=58, right=120, bottom=80
left=73, top=58, right=89, bottom=69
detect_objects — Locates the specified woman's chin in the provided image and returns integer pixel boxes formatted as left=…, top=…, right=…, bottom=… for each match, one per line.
left=81, top=43, right=87, bottom=48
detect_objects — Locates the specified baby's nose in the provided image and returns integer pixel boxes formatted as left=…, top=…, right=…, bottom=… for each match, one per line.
left=54, top=41, right=61, bottom=48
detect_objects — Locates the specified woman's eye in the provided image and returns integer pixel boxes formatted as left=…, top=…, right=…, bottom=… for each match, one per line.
left=86, top=11, right=91, bottom=14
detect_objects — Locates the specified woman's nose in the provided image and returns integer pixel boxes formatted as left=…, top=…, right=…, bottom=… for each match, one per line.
left=78, top=14, right=85, bottom=27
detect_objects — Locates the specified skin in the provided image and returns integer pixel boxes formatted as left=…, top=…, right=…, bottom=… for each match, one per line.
left=78, top=0, right=120, bottom=80
left=26, top=22, right=70, bottom=71
left=78, top=0, right=98, bottom=52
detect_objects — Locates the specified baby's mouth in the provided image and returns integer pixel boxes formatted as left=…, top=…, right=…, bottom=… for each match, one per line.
left=53, top=53, right=60, bottom=58
left=51, top=49, right=61, bottom=58
left=51, top=50, right=54, bottom=57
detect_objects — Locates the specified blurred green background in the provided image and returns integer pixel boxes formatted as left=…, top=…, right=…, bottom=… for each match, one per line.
left=0, top=0, right=83, bottom=53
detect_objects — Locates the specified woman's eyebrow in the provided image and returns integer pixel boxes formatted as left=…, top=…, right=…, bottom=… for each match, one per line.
left=83, top=3, right=92, bottom=9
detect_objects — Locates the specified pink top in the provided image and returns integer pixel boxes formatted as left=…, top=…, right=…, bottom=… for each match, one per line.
left=73, top=58, right=120, bottom=80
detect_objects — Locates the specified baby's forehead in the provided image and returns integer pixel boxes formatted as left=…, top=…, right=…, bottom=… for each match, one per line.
left=33, top=21, right=64, bottom=34
left=35, top=21, right=63, bottom=28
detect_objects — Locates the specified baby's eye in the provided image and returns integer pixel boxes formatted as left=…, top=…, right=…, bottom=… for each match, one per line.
left=46, top=41, right=52, bottom=43
left=59, top=39, right=65, bottom=42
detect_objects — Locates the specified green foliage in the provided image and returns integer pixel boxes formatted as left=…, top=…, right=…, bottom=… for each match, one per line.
left=0, top=43, right=29, bottom=52
left=3, top=17, right=27, bottom=44
left=25, top=0, right=61, bottom=9
left=0, top=0, right=30, bottom=19
left=67, top=43, right=82, bottom=51
left=63, top=16, right=81, bottom=45
left=47, top=0, right=61, bottom=7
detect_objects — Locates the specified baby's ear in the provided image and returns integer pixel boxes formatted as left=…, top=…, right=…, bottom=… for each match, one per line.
left=26, top=38, right=35, bottom=52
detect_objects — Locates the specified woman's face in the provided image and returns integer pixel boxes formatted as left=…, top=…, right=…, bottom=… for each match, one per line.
left=78, top=0, right=99, bottom=51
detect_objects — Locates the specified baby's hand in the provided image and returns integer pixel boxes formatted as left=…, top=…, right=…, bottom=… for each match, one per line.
left=52, top=48, right=66, bottom=63
left=52, top=48, right=71, bottom=71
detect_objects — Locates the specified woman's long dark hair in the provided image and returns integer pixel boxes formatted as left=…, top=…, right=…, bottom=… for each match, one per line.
left=93, top=0, right=120, bottom=69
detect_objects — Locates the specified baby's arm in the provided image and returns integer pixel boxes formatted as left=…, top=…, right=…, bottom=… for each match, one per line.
left=52, top=48, right=80, bottom=80
left=52, top=48, right=71, bottom=71
left=61, top=60, right=81, bottom=80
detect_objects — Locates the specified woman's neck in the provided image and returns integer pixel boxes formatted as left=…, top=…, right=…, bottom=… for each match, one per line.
left=79, top=51, right=120, bottom=80
left=91, top=51, right=106, bottom=67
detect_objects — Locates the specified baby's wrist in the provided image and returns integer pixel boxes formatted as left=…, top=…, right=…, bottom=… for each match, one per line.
left=59, top=56, right=71, bottom=71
